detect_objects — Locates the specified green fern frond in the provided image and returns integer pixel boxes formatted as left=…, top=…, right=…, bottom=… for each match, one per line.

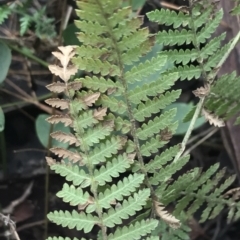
left=80, top=76, right=123, bottom=92
left=102, top=189, right=150, bottom=228
left=147, top=4, right=225, bottom=83
left=231, top=5, right=240, bottom=15
left=46, top=158, right=90, bottom=186
left=133, top=90, right=181, bottom=122
left=125, top=55, right=168, bottom=84
left=205, top=72, right=240, bottom=123
left=128, top=73, right=178, bottom=104
left=196, top=10, right=223, bottom=44
left=146, top=145, right=180, bottom=173
left=89, top=136, right=126, bottom=165
left=48, top=210, right=97, bottom=233
left=155, top=29, right=194, bottom=46
left=98, top=173, right=145, bottom=209
left=153, top=221, right=191, bottom=240
left=19, top=15, right=31, bottom=36
left=45, top=0, right=240, bottom=239
left=150, top=155, right=190, bottom=186
left=108, top=219, right=158, bottom=240
left=93, top=155, right=132, bottom=186
left=56, top=183, right=90, bottom=206
left=147, top=8, right=190, bottom=28
left=0, top=6, right=11, bottom=24
left=136, top=109, right=176, bottom=140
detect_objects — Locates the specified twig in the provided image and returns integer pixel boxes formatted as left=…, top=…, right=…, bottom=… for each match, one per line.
left=0, top=213, right=20, bottom=240
left=8, top=44, right=49, bottom=68
left=183, top=127, right=219, bottom=156
left=2, top=182, right=34, bottom=214
left=187, top=126, right=215, bottom=145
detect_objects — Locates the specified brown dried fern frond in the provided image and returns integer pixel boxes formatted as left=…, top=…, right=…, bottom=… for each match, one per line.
left=50, top=131, right=80, bottom=146
left=50, top=147, right=82, bottom=164
left=45, top=98, right=69, bottom=110
left=154, top=200, right=181, bottom=229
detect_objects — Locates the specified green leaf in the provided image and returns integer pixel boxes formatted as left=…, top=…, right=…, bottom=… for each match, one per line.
left=0, top=41, right=11, bottom=83
left=0, top=107, right=5, bottom=132
left=163, top=103, right=206, bottom=135
left=63, top=24, right=80, bottom=45
left=35, top=114, right=71, bottom=148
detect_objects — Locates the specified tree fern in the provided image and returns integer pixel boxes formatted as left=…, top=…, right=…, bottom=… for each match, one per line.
left=45, top=0, right=240, bottom=239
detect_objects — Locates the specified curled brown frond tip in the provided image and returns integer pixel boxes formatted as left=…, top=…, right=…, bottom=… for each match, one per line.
left=154, top=200, right=181, bottom=229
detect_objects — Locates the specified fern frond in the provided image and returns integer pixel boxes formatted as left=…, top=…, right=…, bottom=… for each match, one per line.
left=140, top=138, right=167, bottom=157
left=46, top=115, right=72, bottom=127
left=147, top=9, right=190, bottom=28
left=204, top=72, right=240, bottom=124
left=125, top=55, right=167, bottom=84
left=80, top=76, right=123, bottom=93
left=45, top=98, right=69, bottom=110
left=45, top=0, right=240, bottom=239
left=98, top=173, right=145, bottom=209
left=80, top=121, right=114, bottom=147
left=93, top=155, right=133, bottom=186
left=89, top=136, right=127, bottom=165
left=137, top=109, right=176, bottom=140
left=56, top=183, right=90, bottom=206
left=108, top=219, right=158, bottom=240
left=0, top=6, right=11, bottom=24
left=170, top=65, right=202, bottom=81
left=133, top=90, right=181, bottom=122
left=196, top=10, right=223, bottom=44
left=128, top=73, right=178, bottom=104
left=102, top=189, right=150, bottom=228
left=46, top=158, right=90, bottom=186
left=100, top=95, right=127, bottom=114
left=48, top=210, right=97, bottom=233
left=50, top=147, right=82, bottom=163
left=154, top=201, right=181, bottom=229
left=74, top=57, right=120, bottom=76
left=156, top=29, right=194, bottom=46
left=163, top=49, right=198, bottom=65
left=150, top=155, right=190, bottom=185
left=19, top=15, right=31, bottom=36
left=146, top=145, right=180, bottom=173
left=46, top=82, right=67, bottom=93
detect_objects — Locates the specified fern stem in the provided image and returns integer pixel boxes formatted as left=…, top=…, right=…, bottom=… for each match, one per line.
left=173, top=97, right=205, bottom=162
left=213, top=31, right=240, bottom=79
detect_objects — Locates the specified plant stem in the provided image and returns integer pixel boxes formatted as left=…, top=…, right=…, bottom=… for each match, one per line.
left=8, top=44, right=49, bottom=68
left=173, top=97, right=205, bottom=162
